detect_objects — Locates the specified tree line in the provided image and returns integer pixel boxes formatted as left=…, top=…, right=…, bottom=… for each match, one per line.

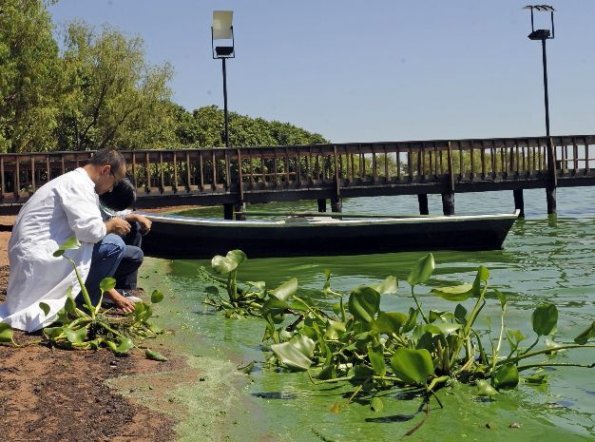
left=0, top=0, right=327, bottom=153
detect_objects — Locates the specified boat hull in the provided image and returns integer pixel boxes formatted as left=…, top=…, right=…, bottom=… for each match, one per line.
left=140, top=212, right=519, bottom=259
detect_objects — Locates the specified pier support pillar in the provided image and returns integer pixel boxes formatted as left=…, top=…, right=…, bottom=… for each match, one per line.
left=234, top=201, right=246, bottom=220
left=417, top=194, right=429, bottom=215
left=441, top=192, right=455, bottom=216
left=546, top=186, right=557, bottom=215
left=330, top=197, right=342, bottom=213
left=513, top=189, right=525, bottom=218
left=223, top=203, right=234, bottom=220
left=317, top=198, right=327, bottom=213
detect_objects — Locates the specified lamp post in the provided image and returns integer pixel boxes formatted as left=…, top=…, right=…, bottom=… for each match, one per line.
left=524, top=4, right=557, bottom=215
left=524, top=4, right=555, bottom=136
left=211, top=10, right=235, bottom=148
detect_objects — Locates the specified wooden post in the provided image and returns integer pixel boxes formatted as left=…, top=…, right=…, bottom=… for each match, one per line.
left=223, top=203, right=234, bottom=220
left=330, top=196, right=342, bottom=213
left=513, top=189, right=525, bottom=218
left=441, top=192, right=455, bottom=215
left=317, top=198, right=327, bottom=213
left=417, top=194, right=429, bottom=215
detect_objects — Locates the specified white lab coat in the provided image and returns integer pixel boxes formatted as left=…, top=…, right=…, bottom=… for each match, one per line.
left=0, top=168, right=106, bottom=332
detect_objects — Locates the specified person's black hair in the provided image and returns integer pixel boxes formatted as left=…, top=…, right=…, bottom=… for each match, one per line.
left=99, top=177, right=136, bottom=211
left=88, top=148, right=126, bottom=174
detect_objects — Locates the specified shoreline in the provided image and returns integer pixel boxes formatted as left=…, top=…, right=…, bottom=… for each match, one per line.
left=0, top=214, right=179, bottom=441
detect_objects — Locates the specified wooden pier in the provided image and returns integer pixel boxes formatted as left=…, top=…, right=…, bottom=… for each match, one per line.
left=0, top=135, right=593, bottom=217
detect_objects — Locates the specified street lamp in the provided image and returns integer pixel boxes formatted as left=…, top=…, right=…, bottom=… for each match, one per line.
left=524, top=5, right=557, bottom=215
left=524, top=4, right=555, bottom=136
left=211, top=10, right=235, bottom=147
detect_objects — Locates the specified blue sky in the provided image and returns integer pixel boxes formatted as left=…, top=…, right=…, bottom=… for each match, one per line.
left=49, top=1, right=595, bottom=143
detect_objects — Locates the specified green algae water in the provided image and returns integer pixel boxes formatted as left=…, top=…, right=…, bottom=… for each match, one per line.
left=141, top=188, right=594, bottom=441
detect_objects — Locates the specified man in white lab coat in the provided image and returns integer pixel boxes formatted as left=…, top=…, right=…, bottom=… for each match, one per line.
left=0, top=148, right=136, bottom=332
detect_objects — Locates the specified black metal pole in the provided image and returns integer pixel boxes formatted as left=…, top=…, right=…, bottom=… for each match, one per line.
left=222, top=57, right=229, bottom=147
left=541, top=38, right=550, bottom=137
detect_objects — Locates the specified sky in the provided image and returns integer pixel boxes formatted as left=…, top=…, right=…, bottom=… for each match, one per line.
left=48, top=1, right=595, bottom=143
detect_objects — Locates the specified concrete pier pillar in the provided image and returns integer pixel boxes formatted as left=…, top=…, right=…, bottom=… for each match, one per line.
left=546, top=186, right=557, bottom=214
left=513, top=189, right=525, bottom=218
left=330, top=197, right=342, bottom=213
left=317, top=198, right=327, bottom=213
left=223, top=203, right=234, bottom=220
left=441, top=192, right=455, bottom=215
left=417, top=194, right=429, bottom=215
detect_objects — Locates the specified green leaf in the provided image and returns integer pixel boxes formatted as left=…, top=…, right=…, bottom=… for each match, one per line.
left=506, top=329, right=526, bottom=345
left=406, top=254, right=435, bottom=287
left=493, top=364, right=519, bottom=390
left=145, top=349, right=168, bottom=361
left=114, top=337, right=134, bottom=354
left=151, top=289, right=164, bottom=303
left=39, top=302, right=51, bottom=316
left=431, top=283, right=473, bottom=301
left=317, top=365, right=337, bottom=380
left=402, top=307, right=419, bottom=333
left=372, top=276, right=398, bottom=295
left=476, top=380, right=498, bottom=397
left=368, top=345, right=386, bottom=376
left=574, top=321, right=595, bottom=345
left=494, top=288, right=507, bottom=309
left=43, top=327, right=65, bottom=340
left=271, top=277, right=298, bottom=302
left=390, top=348, right=434, bottom=385
left=348, top=286, right=380, bottom=323
left=271, top=334, right=316, bottom=371
left=370, top=397, right=384, bottom=412
left=99, top=277, right=116, bottom=292
left=524, top=372, right=548, bottom=385
left=471, top=266, right=490, bottom=297
left=424, top=322, right=461, bottom=336
left=64, top=296, right=77, bottom=314
left=532, top=303, right=558, bottom=336
left=373, top=311, right=408, bottom=335
left=53, top=236, right=81, bottom=257
left=211, top=249, right=247, bottom=274
left=454, top=304, right=467, bottom=325
left=324, top=320, right=346, bottom=340
left=0, top=323, right=15, bottom=344
left=64, top=327, right=88, bottom=344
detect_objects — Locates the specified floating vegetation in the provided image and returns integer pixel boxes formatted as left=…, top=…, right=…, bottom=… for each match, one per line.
left=201, top=249, right=595, bottom=431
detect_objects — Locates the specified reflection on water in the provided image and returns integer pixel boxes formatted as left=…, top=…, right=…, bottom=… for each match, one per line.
left=161, top=187, right=595, bottom=440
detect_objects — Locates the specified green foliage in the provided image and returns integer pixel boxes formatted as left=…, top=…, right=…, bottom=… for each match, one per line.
left=0, top=0, right=61, bottom=152
left=34, top=237, right=166, bottom=358
left=2, top=4, right=326, bottom=152
left=200, top=249, right=595, bottom=413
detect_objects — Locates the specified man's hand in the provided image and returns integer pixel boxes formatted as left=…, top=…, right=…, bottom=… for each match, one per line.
left=105, top=217, right=131, bottom=236
left=135, top=214, right=152, bottom=235
left=104, top=288, right=135, bottom=314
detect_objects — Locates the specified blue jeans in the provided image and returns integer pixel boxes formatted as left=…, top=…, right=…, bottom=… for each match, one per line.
left=84, top=234, right=126, bottom=306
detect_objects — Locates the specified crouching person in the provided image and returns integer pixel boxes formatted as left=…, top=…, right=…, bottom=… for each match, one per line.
left=0, top=148, right=137, bottom=332
left=99, top=176, right=152, bottom=296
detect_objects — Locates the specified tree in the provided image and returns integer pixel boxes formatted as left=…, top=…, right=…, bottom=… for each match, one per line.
left=177, top=105, right=328, bottom=148
left=56, top=22, right=174, bottom=150
left=0, top=0, right=61, bottom=152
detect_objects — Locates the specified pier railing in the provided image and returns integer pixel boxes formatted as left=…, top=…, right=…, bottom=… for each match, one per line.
left=0, top=135, right=593, bottom=213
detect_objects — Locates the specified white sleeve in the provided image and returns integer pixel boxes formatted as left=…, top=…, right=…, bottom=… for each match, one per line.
left=59, top=181, right=107, bottom=244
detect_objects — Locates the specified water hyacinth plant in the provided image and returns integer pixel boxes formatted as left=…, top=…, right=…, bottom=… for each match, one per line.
left=202, top=250, right=595, bottom=414
left=36, top=237, right=166, bottom=360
